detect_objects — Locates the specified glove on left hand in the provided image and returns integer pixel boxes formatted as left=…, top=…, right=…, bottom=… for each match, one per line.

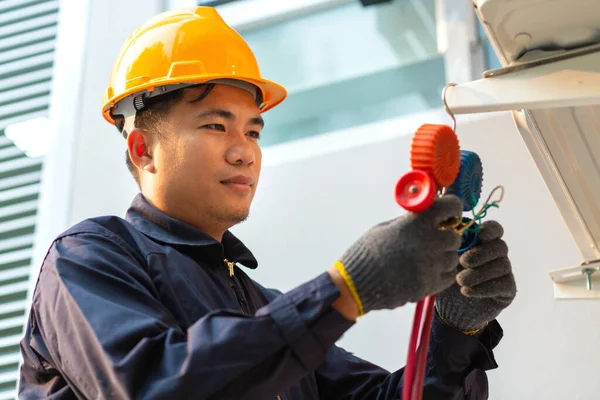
left=436, top=220, right=517, bottom=332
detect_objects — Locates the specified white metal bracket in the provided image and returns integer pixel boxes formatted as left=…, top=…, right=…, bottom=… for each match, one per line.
left=549, top=260, right=600, bottom=299
left=444, top=44, right=600, bottom=114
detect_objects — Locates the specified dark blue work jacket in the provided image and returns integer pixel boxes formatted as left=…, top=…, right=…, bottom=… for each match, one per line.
left=18, top=194, right=503, bottom=399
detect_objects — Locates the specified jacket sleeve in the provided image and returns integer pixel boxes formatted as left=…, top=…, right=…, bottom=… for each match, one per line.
left=20, top=231, right=354, bottom=400
left=315, top=313, right=503, bottom=400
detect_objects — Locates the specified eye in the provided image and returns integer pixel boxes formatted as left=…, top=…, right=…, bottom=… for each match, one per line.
left=203, top=123, right=225, bottom=131
left=247, top=131, right=261, bottom=139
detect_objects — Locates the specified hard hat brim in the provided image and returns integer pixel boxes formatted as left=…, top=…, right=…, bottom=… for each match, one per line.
left=102, top=74, right=287, bottom=125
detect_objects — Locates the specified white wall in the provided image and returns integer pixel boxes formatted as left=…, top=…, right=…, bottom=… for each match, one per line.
left=32, top=1, right=600, bottom=399
left=68, top=0, right=159, bottom=222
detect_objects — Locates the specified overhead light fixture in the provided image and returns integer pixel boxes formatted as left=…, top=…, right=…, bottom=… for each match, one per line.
left=5, top=116, right=55, bottom=158
left=359, top=0, right=393, bottom=6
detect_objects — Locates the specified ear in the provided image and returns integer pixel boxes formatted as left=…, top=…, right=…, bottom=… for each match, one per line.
left=126, top=128, right=155, bottom=174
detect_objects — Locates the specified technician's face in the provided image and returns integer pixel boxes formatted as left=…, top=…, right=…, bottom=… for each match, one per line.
left=156, top=84, right=263, bottom=227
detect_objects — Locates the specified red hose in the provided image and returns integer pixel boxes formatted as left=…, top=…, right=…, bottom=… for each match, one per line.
left=402, top=299, right=423, bottom=400
left=412, top=295, right=436, bottom=400
left=403, top=295, right=436, bottom=400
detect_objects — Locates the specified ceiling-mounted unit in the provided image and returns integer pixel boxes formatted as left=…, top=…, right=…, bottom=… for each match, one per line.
left=445, top=0, right=600, bottom=299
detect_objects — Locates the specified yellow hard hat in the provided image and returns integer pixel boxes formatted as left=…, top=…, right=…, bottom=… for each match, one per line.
left=101, top=6, right=287, bottom=125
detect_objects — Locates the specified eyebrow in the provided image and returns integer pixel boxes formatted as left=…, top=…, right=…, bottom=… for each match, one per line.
left=196, top=108, right=264, bottom=128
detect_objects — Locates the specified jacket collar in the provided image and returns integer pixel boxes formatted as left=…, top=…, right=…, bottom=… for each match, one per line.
left=125, top=193, right=258, bottom=269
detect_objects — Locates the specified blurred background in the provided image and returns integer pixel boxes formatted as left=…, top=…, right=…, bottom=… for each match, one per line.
left=0, top=0, right=599, bottom=399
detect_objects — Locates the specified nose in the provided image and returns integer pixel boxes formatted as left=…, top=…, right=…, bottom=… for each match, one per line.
left=225, top=136, right=255, bottom=166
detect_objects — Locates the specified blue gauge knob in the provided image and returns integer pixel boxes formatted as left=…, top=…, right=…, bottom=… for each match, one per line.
left=447, top=150, right=483, bottom=212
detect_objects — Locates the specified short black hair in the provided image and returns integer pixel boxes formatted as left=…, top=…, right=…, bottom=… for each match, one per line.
left=112, top=84, right=213, bottom=187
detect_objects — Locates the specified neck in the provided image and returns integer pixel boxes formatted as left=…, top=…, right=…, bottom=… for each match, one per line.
left=190, top=223, right=226, bottom=243
left=143, top=192, right=228, bottom=242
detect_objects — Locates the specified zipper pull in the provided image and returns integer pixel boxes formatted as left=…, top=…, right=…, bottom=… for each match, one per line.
left=224, top=258, right=235, bottom=277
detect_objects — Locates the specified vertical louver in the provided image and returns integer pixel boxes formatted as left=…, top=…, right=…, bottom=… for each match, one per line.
left=0, top=1, right=59, bottom=398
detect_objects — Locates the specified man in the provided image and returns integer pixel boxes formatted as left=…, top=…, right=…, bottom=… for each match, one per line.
left=18, top=6, right=516, bottom=400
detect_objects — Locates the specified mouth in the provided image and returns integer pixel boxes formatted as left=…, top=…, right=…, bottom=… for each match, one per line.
left=220, top=175, right=254, bottom=194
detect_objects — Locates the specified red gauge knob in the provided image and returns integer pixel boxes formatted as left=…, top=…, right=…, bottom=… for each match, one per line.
left=395, top=170, right=437, bottom=213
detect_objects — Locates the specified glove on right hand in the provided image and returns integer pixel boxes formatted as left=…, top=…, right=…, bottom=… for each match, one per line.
left=336, top=195, right=463, bottom=315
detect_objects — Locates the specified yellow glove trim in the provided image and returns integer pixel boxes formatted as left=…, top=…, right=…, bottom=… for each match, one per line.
left=435, top=306, right=487, bottom=336
left=333, top=261, right=365, bottom=317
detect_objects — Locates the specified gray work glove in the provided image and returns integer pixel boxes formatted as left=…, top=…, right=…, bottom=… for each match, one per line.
left=436, top=220, right=517, bottom=332
left=336, top=195, right=463, bottom=315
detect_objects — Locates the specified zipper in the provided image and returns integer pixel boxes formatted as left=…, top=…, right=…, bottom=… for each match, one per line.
left=224, top=258, right=235, bottom=277
left=224, top=259, right=249, bottom=314
left=225, top=260, right=281, bottom=400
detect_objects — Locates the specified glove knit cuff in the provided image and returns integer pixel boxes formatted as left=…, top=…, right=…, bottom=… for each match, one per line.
left=436, top=296, right=487, bottom=334
left=339, top=240, right=383, bottom=314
